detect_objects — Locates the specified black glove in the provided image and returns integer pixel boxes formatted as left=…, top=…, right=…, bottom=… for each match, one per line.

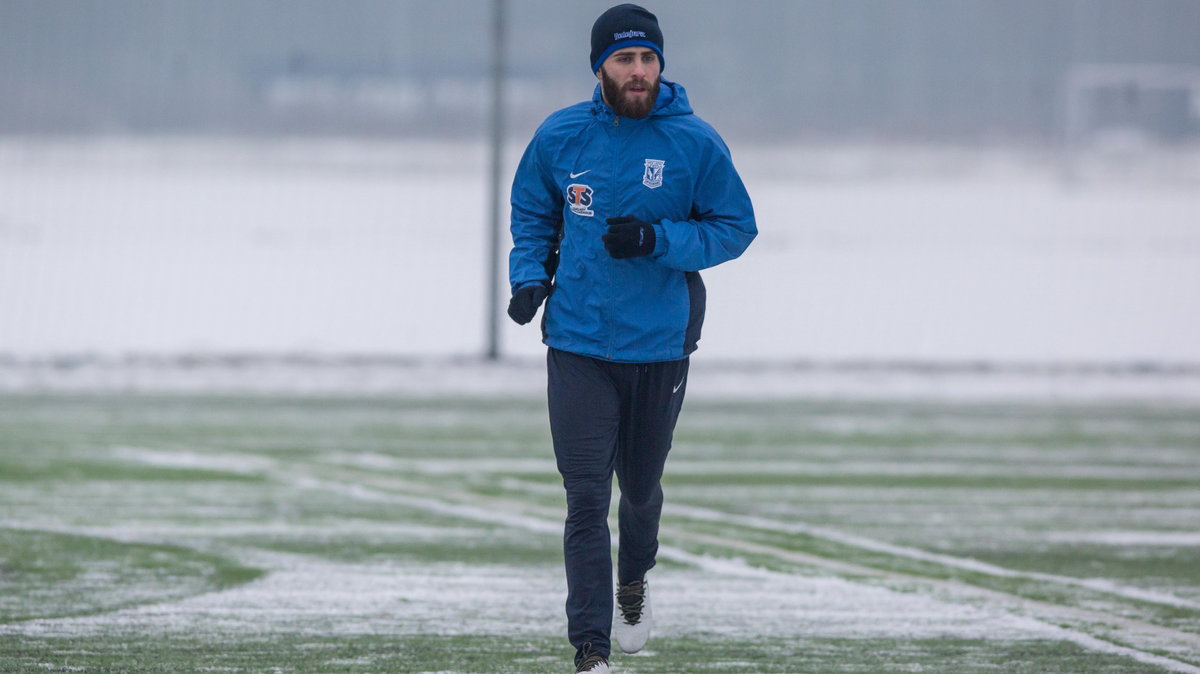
left=603, top=216, right=656, bottom=259
left=507, top=283, right=549, bottom=325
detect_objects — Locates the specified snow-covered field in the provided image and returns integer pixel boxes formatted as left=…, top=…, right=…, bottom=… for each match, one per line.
left=2, top=137, right=1198, bottom=365
left=3, top=394, right=1199, bottom=672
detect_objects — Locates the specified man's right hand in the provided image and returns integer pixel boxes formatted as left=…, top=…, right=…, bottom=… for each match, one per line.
left=507, top=284, right=549, bottom=325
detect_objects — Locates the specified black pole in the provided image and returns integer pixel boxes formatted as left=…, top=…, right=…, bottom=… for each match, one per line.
left=485, top=0, right=507, bottom=360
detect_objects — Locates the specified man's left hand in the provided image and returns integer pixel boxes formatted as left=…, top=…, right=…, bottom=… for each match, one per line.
left=603, top=216, right=656, bottom=259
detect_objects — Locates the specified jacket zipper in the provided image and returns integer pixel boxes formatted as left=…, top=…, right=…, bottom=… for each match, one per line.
left=606, top=114, right=621, bottom=358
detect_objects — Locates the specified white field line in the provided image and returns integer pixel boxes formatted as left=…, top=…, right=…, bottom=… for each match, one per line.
left=1010, top=620, right=1200, bottom=674
left=287, top=475, right=560, bottom=536
left=295, top=467, right=1200, bottom=672
left=650, top=542, right=1200, bottom=674
left=99, top=445, right=1200, bottom=611
left=1045, top=531, right=1200, bottom=546
left=665, top=502, right=1200, bottom=612
left=502, top=471, right=1200, bottom=610
left=666, top=528, right=1200, bottom=670
left=76, top=447, right=1200, bottom=670
left=319, top=452, right=1200, bottom=481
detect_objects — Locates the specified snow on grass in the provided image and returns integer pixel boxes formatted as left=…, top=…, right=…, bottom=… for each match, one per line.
left=108, top=446, right=277, bottom=475
left=312, top=451, right=1200, bottom=482
left=10, top=494, right=1193, bottom=669
left=0, top=550, right=1054, bottom=647
left=4, top=393, right=1199, bottom=671
left=1044, top=531, right=1200, bottom=546
left=665, top=503, right=1200, bottom=612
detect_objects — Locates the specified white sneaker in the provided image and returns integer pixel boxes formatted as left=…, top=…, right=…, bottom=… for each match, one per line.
left=613, top=578, right=652, bottom=654
left=575, top=647, right=610, bottom=673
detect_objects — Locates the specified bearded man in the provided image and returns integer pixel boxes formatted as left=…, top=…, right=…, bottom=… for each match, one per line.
left=505, top=5, right=757, bottom=672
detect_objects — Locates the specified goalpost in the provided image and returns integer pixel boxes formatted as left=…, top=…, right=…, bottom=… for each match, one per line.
left=1061, top=63, right=1200, bottom=181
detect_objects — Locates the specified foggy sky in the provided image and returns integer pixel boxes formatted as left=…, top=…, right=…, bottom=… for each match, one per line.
left=2, top=0, right=1199, bottom=142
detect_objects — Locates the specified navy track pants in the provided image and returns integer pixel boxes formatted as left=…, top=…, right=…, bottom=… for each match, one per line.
left=546, top=347, right=689, bottom=659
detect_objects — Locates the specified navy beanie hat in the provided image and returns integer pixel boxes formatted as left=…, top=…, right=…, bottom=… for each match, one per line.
left=590, top=4, right=664, bottom=73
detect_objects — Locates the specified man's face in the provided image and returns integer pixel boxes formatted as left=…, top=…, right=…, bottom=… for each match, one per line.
left=597, top=46, right=661, bottom=119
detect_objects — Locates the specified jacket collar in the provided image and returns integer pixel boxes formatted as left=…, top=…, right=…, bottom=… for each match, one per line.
left=591, top=78, right=691, bottom=124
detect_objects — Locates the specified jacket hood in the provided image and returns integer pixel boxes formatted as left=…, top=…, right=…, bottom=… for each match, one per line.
left=591, top=78, right=692, bottom=121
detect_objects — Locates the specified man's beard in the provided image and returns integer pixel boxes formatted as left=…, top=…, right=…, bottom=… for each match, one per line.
left=600, top=68, right=659, bottom=119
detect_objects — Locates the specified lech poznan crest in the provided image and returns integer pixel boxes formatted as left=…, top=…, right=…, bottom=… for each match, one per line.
left=642, top=159, right=665, bottom=189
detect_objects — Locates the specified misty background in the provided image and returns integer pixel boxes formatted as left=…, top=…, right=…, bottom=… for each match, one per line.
left=4, top=0, right=1200, bottom=143
left=2, top=0, right=1200, bottom=372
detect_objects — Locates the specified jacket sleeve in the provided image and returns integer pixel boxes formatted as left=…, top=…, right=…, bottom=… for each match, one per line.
left=653, top=140, right=756, bottom=272
left=508, top=130, right=564, bottom=293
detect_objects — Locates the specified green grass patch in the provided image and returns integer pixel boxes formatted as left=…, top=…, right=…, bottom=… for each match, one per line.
left=239, top=534, right=561, bottom=566
left=0, top=458, right=266, bottom=484
left=0, top=633, right=1176, bottom=673
left=0, top=528, right=263, bottom=622
left=662, top=471, right=1197, bottom=491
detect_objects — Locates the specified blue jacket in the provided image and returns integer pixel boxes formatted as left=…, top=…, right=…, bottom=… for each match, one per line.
left=508, top=79, right=756, bottom=363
